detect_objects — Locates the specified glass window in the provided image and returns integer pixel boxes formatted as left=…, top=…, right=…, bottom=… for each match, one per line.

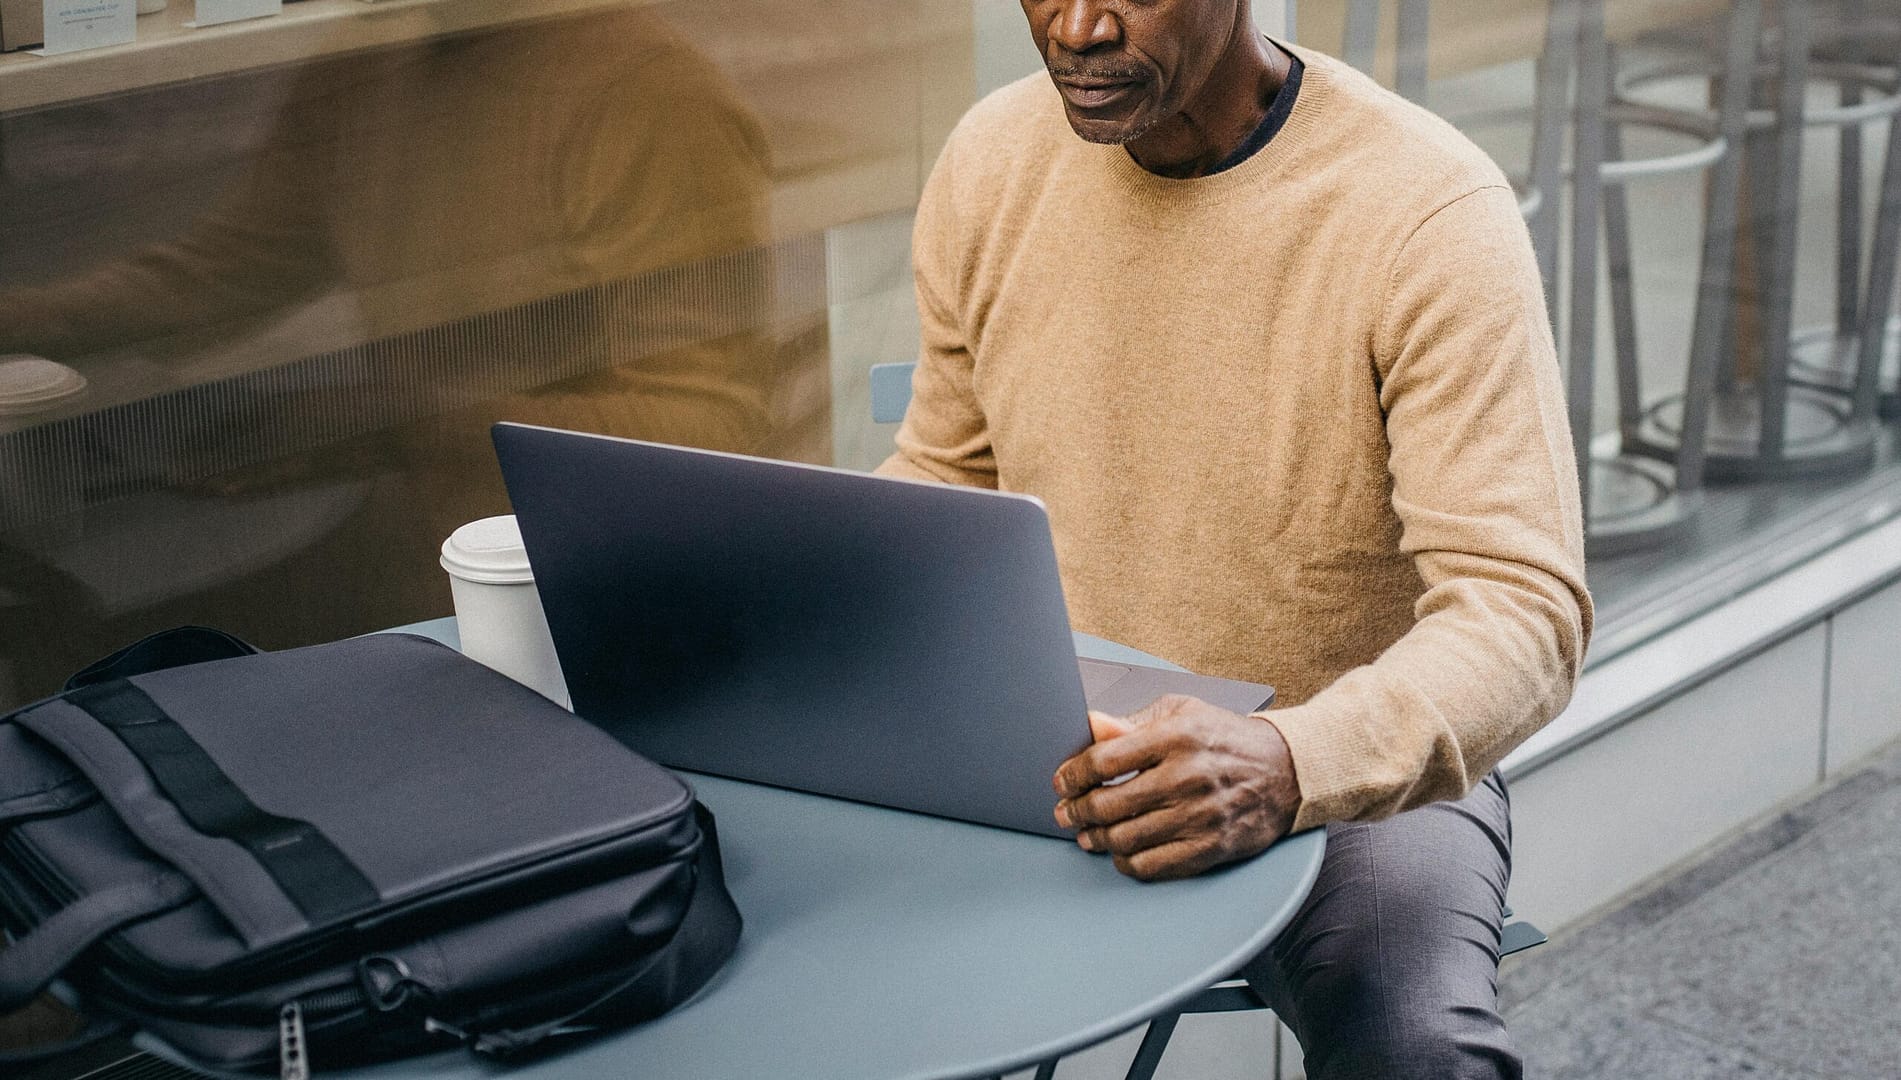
left=4, top=0, right=1898, bottom=711
left=0, top=0, right=970, bottom=704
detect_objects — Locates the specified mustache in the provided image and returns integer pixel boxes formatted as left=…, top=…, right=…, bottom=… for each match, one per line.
left=1045, top=62, right=1149, bottom=82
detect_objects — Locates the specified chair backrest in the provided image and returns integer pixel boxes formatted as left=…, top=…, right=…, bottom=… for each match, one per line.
left=868, top=361, right=916, bottom=424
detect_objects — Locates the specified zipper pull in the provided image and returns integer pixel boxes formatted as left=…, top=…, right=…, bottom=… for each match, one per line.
left=279, top=1001, right=310, bottom=1080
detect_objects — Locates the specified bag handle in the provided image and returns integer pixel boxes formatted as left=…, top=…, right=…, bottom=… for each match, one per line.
left=0, top=872, right=197, bottom=1013
left=65, top=626, right=259, bottom=692
left=0, top=627, right=250, bottom=1013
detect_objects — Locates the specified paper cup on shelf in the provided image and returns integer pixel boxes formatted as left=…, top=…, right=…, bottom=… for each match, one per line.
left=440, top=515, right=571, bottom=709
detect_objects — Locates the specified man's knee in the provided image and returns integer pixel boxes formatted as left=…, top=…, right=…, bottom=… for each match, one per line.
left=1252, top=782, right=1520, bottom=1080
left=1298, top=997, right=1520, bottom=1080
left=1264, top=916, right=1520, bottom=1080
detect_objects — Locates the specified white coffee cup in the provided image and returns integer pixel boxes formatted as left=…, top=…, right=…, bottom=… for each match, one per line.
left=439, top=515, right=571, bottom=708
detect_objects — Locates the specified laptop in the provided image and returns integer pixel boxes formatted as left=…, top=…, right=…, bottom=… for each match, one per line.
left=492, top=423, right=1274, bottom=838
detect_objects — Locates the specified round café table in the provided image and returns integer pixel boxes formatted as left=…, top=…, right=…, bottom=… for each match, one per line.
left=315, top=621, right=1326, bottom=1080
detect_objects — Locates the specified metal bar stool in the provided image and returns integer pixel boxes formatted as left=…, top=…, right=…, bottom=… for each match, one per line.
left=1564, top=0, right=1763, bottom=553
left=1788, top=2, right=1901, bottom=421
left=1618, top=0, right=1900, bottom=480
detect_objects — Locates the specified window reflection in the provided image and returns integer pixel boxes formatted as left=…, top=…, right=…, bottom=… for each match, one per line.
left=2, top=0, right=1898, bottom=702
left=0, top=6, right=828, bottom=702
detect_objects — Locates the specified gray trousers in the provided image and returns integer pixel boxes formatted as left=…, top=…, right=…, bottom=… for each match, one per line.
left=1239, top=770, right=1519, bottom=1080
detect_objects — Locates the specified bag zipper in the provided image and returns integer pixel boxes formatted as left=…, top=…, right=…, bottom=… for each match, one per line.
left=278, top=1002, right=309, bottom=1080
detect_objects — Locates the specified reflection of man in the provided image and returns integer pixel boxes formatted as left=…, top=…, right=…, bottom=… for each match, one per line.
left=0, top=7, right=792, bottom=683
left=879, top=2, right=1590, bottom=1077
left=1, top=7, right=777, bottom=445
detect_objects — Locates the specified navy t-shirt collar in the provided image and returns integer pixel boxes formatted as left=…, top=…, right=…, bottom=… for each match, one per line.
left=1207, top=49, right=1305, bottom=176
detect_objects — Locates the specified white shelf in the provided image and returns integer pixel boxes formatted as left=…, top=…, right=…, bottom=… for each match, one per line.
left=0, top=0, right=647, bottom=113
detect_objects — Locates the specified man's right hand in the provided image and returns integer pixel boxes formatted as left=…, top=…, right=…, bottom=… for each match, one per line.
left=1052, top=694, right=1301, bottom=882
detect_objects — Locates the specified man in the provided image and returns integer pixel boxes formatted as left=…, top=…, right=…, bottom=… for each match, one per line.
left=876, top=1, right=1591, bottom=1076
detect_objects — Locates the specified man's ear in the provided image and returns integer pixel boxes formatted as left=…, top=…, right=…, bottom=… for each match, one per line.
left=1088, top=710, right=1134, bottom=742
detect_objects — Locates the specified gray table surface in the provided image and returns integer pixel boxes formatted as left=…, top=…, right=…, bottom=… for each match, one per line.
left=323, top=619, right=1326, bottom=1080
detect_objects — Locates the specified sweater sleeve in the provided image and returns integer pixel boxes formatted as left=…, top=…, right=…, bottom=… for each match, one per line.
left=873, top=137, right=999, bottom=488
left=1260, top=184, right=1593, bottom=831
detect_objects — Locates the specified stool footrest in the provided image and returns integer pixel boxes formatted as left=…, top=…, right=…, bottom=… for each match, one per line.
left=1501, top=919, right=1548, bottom=957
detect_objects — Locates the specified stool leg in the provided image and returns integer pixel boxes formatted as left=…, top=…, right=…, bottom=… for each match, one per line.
left=1603, top=77, right=1647, bottom=441
left=1120, top=1013, right=1182, bottom=1080
left=1396, top=0, right=1431, bottom=103
left=1758, top=0, right=1811, bottom=460
left=1528, top=0, right=1575, bottom=331
left=1854, top=84, right=1901, bottom=417
left=1838, top=0, right=1868, bottom=340
left=1343, top=0, right=1379, bottom=76
left=1033, top=1059, right=1060, bottom=1080
left=1678, top=0, right=1764, bottom=492
left=1569, top=0, right=1609, bottom=523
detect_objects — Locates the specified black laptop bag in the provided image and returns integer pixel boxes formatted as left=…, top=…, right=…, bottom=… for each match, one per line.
left=0, top=627, right=741, bottom=1075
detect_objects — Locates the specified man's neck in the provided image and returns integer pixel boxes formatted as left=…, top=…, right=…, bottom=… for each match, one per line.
left=1127, top=26, right=1291, bottom=180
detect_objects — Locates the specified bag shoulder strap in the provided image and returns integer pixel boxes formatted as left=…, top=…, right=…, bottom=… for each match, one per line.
left=57, top=679, right=379, bottom=924
left=0, top=873, right=197, bottom=1013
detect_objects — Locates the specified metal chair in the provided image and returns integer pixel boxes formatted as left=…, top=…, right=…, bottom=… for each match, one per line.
left=1074, top=909, right=1548, bottom=1080
left=1616, top=0, right=1901, bottom=480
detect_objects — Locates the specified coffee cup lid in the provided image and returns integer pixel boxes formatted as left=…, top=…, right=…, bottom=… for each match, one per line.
left=440, top=515, right=535, bottom=584
left=0, top=356, right=87, bottom=416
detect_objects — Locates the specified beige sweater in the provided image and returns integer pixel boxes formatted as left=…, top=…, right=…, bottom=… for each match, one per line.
left=877, top=48, right=1593, bottom=832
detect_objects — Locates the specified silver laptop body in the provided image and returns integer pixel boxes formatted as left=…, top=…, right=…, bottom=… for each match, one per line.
left=492, top=423, right=1273, bottom=837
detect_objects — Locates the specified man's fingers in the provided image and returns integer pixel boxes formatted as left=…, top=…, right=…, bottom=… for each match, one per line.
left=1114, top=835, right=1224, bottom=882
left=1080, top=802, right=1208, bottom=856
left=1053, top=723, right=1172, bottom=800
left=1060, top=763, right=1189, bottom=831
left=1088, top=710, right=1133, bottom=742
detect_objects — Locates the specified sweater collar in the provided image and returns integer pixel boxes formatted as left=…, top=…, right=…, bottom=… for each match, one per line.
left=1095, top=41, right=1337, bottom=210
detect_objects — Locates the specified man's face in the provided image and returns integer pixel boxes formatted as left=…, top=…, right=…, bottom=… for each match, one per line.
left=1021, top=0, right=1237, bottom=145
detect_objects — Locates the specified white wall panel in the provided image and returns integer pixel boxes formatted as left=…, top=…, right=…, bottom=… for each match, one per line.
left=1508, top=625, right=1828, bottom=930
left=1825, top=578, right=1901, bottom=774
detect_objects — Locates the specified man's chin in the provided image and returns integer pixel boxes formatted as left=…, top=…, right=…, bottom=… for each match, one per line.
left=1062, top=110, right=1155, bottom=146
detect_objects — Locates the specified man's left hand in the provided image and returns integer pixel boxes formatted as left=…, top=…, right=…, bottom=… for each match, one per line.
left=1053, top=695, right=1300, bottom=881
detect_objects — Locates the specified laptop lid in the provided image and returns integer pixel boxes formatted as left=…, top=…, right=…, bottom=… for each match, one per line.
left=493, top=423, right=1098, bottom=837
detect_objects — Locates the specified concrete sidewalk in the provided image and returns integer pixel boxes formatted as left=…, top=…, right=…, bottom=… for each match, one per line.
left=1502, top=736, right=1901, bottom=1079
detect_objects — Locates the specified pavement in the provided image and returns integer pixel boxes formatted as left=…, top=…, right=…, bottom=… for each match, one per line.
left=1502, top=737, right=1901, bottom=1079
